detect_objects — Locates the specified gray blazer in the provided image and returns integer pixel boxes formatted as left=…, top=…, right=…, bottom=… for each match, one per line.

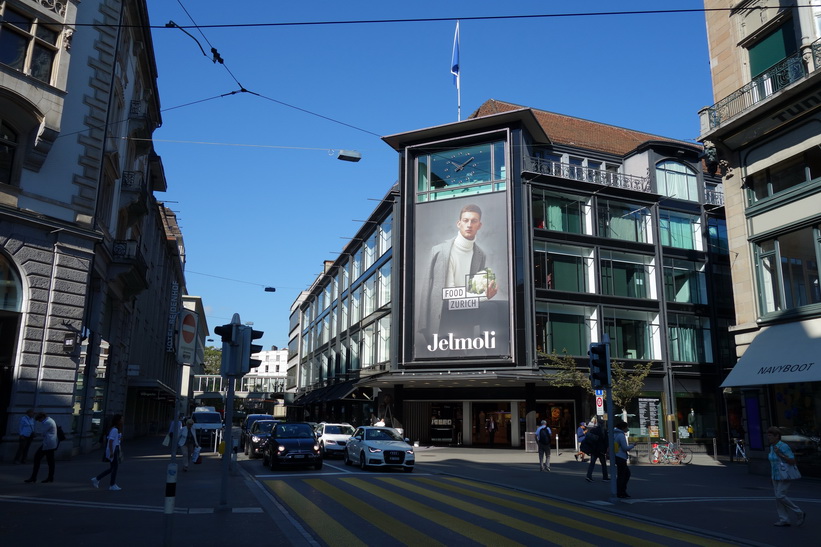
left=417, top=238, right=487, bottom=344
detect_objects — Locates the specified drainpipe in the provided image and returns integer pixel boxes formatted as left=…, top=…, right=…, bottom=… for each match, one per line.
left=33, top=230, right=62, bottom=409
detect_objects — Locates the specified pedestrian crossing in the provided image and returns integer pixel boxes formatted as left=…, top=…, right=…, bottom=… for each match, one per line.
left=262, top=475, right=737, bottom=547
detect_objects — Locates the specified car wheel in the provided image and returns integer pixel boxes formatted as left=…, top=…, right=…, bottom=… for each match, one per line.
left=359, top=452, right=368, bottom=471
left=403, top=466, right=414, bottom=473
left=319, top=443, right=325, bottom=458
left=314, top=459, right=323, bottom=470
left=344, top=449, right=352, bottom=466
left=268, top=453, right=277, bottom=471
left=244, top=441, right=249, bottom=456
left=262, top=450, right=268, bottom=466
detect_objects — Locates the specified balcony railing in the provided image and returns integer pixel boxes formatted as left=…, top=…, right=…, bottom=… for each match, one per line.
left=121, top=170, right=145, bottom=192
left=706, top=52, right=806, bottom=129
left=704, top=188, right=724, bottom=206
left=525, top=157, right=651, bottom=192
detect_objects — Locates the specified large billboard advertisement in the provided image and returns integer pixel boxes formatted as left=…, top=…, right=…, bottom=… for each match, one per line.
left=412, top=192, right=511, bottom=362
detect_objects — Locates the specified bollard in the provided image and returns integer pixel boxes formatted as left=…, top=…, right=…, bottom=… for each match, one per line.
left=163, top=462, right=179, bottom=546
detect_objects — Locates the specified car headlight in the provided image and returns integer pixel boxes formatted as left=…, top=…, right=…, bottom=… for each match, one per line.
left=251, top=436, right=260, bottom=442
left=367, top=446, right=383, bottom=453
left=313, top=444, right=320, bottom=452
left=277, top=445, right=286, bottom=452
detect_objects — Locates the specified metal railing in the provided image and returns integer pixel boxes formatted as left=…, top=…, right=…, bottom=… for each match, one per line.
left=525, top=157, right=651, bottom=192
left=706, top=52, right=806, bottom=129
left=704, top=188, right=725, bottom=206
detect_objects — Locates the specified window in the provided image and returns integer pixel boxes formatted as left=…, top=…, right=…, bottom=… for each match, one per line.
left=416, top=140, right=507, bottom=202
left=748, top=147, right=821, bottom=203
left=378, top=215, right=392, bottom=256
left=664, top=258, right=708, bottom=305
left=533, top=242, right=594, bottom=292
left=659, top=211, right=702, bottom=251
left=656, top=161, right=698, bottom=201
left=364, top=232, right=377, bottom=271
left=362, top=324, right=375, bottom=368
left=350, top=285, right=362, bottom=324
left=0, top=119, right=16, bottom=184
left=707, top=218, right=729, bottom=255
left=378, top=262, right=391, bottom=306
left=756, top=226, right=821, bottom=314
left=603, top=309, right=659, bottom=360
left=377, top=316, right=390, bottom=364
left=597, top=200, right=651, bottom=243
left=0, top=253, right=22, bottom=311
left=532, top=189, right=589, bottom=234
left=601, top=250, right=655, bottom=299
left=535, top=303, right=595, bottom=356
left=748, top=23, right=797, bottom=78
left=668, top=314, right=712, bottom=363
left=0, top=6, right=59, bottom=84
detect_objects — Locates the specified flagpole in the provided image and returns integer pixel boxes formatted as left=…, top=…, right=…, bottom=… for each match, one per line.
left=451, top=21, right=461, bottom=121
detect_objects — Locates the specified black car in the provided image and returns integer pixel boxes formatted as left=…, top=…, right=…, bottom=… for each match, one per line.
left=262, top=422, right=323, bottom=470
left=246, top=420, right=281, bottom=459
left=241, top=413, right=274, bottom=453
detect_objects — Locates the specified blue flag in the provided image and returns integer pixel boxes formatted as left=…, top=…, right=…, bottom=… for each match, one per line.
left=451, top=21, right=460, bottom=87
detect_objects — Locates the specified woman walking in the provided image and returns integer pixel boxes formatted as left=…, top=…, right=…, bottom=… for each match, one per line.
left=178, top=419, right=200, bottom=471
left=92, top=414, right=123, bottom=491
left=767, top=427, right=805, bottom=527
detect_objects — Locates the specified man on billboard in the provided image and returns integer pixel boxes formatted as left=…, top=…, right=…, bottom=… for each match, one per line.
left=417, top=203, right=498, bottom=353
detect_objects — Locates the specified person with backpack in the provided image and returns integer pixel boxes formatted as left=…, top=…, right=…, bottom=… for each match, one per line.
left=574, top=422, right=588, bottom=462
left=536, top=420, right=552, bottom=471
left=582, top=421, right=610, bottom=482
left=614, top=420, right=635, bottom=498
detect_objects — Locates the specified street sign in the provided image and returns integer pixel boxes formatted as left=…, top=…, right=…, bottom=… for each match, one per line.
left=595, top=389, right=603, bottom=396
left=596, top=396, right=604, bottom=416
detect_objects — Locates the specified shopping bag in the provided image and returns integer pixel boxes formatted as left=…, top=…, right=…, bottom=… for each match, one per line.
left=161, top=433, right=171, bottom=447
left=192, top=446, right=201, bottom=463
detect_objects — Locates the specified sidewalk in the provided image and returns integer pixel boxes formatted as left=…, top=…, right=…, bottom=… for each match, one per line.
left=0, top=434, right=293, bottom=547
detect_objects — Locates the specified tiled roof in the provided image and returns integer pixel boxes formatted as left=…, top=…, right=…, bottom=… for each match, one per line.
left=470, top=99, right=691, bottom=157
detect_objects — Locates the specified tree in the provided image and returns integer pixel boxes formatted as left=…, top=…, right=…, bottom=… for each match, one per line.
left=203, top=345, right=222, bottom=375
left=538, top=350, right=653, bottom=413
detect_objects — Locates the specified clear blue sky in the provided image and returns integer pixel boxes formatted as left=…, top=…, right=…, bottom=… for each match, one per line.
left=145, top=1, right=713, bottom=350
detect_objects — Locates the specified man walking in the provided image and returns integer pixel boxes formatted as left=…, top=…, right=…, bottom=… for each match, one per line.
left=13, top=409, right=36, bottom=464
left=24, top=412, right=58, bottom=483
left=536, top=420, right=552, bottom=471
left=582, top=421, right=610, bottom=482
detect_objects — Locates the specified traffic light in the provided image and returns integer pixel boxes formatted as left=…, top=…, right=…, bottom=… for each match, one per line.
left=238, top=325, right=264, bottom=374
left=588, top=342, right=610, bottom=388
left=214, top=321, right=239, bottom=377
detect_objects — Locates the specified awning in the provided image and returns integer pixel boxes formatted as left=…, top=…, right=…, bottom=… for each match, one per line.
left=295, top=380, right=360, bottom=405
left=721, top=321, right=821, bottom=387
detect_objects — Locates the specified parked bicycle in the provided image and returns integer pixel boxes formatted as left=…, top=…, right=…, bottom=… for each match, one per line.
left=731, top=438, right=749, bottom=463
left=649, top=439, right=693, bottom=464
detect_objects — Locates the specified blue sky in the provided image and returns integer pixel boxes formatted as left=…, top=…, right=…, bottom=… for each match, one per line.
left=145, top=1, right=714, bottom=350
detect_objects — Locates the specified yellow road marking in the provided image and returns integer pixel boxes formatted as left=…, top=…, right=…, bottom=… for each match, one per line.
left=438, top=477, right=734, bottom=547
left=304, top=478, right=444, bottom=547
left=265, top=480, right=364, bottom=547
left=375, top=477, right=595, bottom=547
left=341, top=477, right=526, bottom=547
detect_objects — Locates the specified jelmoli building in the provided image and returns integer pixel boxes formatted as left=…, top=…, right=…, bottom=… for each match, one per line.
left=290, top=100, right=735, bottom=453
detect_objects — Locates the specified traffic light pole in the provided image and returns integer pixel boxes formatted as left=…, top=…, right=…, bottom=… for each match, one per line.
left=601, top=334, right=618, bottom=502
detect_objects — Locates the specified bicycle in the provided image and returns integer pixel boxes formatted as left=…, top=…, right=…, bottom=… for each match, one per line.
left=731, top=438, right=749, bottom=463
left=648, top=439, right=693, bottom=464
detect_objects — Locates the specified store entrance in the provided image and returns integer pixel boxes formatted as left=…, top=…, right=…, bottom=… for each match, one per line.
left=473, top=403, right=511, bottom=447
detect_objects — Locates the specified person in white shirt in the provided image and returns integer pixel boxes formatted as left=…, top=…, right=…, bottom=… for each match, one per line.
left=92, top=414, right=124, bottom=490
left=14, top=409, right=36, bottom=464
left=24, top=412, right=58, bottom=483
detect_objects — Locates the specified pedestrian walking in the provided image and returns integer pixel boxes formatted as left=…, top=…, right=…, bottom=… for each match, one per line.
left=574, top=422, right=588, bottom=462
left=583, top=422, right=610, bottom=482
left=13, top=409, right=36, bottom=464
left=486, top=417, right=497, bottom=446
left=92, top=414, right=124, bottom=491
left=178, top=419, right=200, bottom=471
left=24, top=412, right=58, bottom=483
left=766, top=426, right=805, bottom=527
left=535, top=420, right=552, bottom=471
left=613, top=420, right=634, bottom=498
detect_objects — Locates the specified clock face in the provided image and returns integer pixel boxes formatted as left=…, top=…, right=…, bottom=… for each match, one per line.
left=430, top=144, right=488, bottom=187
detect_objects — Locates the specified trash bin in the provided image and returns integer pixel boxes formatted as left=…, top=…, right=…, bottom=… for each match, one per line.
left=525, top=431, right=538, bottom=453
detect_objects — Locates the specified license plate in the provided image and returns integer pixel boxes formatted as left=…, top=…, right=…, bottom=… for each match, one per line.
left=293, top=454, right=305, bottom=459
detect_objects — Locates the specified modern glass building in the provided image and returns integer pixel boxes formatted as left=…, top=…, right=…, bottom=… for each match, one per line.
left=291, top=100, right=733, bottom=450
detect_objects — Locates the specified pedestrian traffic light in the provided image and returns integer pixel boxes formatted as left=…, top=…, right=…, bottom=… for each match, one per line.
left=238, top=325, right=264, bottom=374
left=588, top=342, right=610, bottom=388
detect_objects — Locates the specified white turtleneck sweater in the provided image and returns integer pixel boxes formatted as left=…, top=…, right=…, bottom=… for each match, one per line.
left=445, top=233, right=474, bottom=287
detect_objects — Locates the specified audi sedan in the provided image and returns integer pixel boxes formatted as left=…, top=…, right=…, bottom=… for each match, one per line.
left=315, top=422, right=355, bottom=458
left=344, top=426, right=415, bottom=472
left=262, top=422, right=323, bottom=470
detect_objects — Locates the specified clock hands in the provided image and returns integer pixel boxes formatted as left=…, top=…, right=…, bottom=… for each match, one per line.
left=453, top=156, right=475, bottom=172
